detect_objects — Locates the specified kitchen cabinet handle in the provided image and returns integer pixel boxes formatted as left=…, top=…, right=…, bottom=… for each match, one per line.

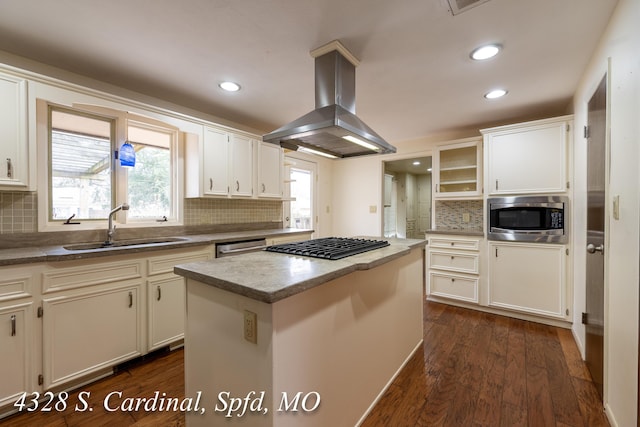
left=435, top=184, right=438, bottom=193
left=236, top=180, right=240, bottom=191
left=495, top=247, right=498, bottom=257
left=495, top=179, right=499, bottom=191
left=6, top=158, right=12, bottom=179
left=10, top=314, right=16, bottom=336
left=262, top=183, right=266, bottom=193
left=157, top=286, right=162, bottom=301
left=128, top=291, right=133, bottom=308
left=209, top=178, right=213, bottom=191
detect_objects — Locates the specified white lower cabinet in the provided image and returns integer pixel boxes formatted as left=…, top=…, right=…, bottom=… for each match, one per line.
left=148, top=275, right=185, bottom=351
left=38, top=247, right=213, bottom=391
left=427, top=235, right=481, bottom=304
left=488, top=242, right=567, bottom=319
left=0, top=302, right=32, bottom=408
left=42, top=283, right=143, bottom=389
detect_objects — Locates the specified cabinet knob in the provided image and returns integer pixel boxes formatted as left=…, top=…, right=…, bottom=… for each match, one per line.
left=450, top=256, right=455, bottom=260
left=451, top=278, right=455, bottom=282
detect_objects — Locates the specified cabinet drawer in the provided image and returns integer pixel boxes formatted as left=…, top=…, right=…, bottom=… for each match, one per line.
left=0, top=267, right=37, bottom=301
left=429, top=237, right=479, bottom=251
left=42, top=259, right=143, bottom=293
left=429, top=272, right=478, bottom=303
left=429, top=250, right=478, bottom=274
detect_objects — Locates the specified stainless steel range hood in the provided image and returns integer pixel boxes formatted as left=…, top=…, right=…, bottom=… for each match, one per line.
left=263, top=41, right=396, bottom=158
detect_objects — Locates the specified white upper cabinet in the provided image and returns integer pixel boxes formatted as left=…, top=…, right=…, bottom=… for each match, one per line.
left=186, top=127, right=282, bottom=199
left=483, top=116, right=572, bottom=195
left=433, top=138, right=482, bottom=199
left=257, top=141, right=283, bottom=198
left=0, top=72, right=29, bottom=190
left=229, top=133, right=254, bottom=197
left=202, top=127, right=230, bottom=196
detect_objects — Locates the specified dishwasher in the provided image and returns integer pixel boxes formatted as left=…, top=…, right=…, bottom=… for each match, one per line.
left=215, top=238, right=267, bottom=258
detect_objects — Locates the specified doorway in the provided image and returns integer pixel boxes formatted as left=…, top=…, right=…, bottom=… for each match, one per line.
left=585, top=74, right=607, bottom=399
left=283, top=157, right=317, bottom=231
left=383, top=157, right=432, bottom=239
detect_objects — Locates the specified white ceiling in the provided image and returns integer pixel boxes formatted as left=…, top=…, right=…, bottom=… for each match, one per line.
left=0, top=0, right=618, bottom=144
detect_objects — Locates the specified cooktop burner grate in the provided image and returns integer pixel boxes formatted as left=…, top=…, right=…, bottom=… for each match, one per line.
left=265, top=237, right=390, bottom=260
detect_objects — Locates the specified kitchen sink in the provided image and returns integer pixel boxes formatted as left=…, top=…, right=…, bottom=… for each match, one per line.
left=63, top=237, right=188, bottom=251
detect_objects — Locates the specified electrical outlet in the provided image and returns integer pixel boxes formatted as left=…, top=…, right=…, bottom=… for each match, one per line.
left=462, top=212, right=470, bottom=223
left=369, top=205, right=377, bottom=213
left=244, top=310, right=257, bottom=344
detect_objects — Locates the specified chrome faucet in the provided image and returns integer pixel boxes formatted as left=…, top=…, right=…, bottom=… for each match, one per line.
left=105, top=204, right=129, bottom=245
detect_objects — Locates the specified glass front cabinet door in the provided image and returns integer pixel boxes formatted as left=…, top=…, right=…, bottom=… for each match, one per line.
left=433, top=138, right=482, bottom=198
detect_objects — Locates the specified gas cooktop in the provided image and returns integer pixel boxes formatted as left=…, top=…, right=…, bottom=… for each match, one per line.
left=265, top=237, right=390, bottom=260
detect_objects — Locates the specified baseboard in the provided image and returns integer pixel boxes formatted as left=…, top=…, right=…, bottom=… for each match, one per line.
left=354, top=339, right=424, bottom=427
left=426, top=295, right=573, bottom=329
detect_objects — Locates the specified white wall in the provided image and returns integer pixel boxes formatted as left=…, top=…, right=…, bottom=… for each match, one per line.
left=572, top=0, right=640, bottom=425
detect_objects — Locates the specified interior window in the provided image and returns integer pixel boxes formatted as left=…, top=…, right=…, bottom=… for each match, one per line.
left=49, top=107, right=114, bottom=221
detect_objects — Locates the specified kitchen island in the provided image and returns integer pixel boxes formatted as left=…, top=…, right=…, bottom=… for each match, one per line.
left=174, top=237, right=426, bottom=427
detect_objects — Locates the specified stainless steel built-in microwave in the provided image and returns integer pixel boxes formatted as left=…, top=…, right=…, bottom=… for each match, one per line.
left=488, top=196, right=569, bottom=243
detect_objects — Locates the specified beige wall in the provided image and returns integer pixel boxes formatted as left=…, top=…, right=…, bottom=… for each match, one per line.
left=330, top=132, right=476, bottom=237
left=571, top=0, right=640, bottom=425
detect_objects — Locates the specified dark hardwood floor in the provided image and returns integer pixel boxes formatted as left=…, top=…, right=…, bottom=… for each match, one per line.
left=1, top=301, right=608, bottom=426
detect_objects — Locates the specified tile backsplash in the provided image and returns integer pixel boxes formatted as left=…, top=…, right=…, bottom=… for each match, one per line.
left=0, top=192, right=37, bottom=233
left=184, top=198, right=282, bottom=225
left=0, top=191, right=282, bottom=234
left=434, top=200, right=484, bottom=231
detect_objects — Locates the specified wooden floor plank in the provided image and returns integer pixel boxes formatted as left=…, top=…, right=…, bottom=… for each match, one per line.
left=2, top=301, right=610, bottom=427
left=557, top=327, right=593, bottom=381
left=572, top=376, right=610, bottom=427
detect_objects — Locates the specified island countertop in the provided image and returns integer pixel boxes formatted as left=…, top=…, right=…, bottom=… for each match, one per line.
left=174, top=237, right=426, bottom=303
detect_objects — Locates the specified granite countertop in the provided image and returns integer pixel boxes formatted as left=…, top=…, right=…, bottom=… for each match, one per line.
left=425, top=229, right=484, bottom=237
left=174, top=237, right=427, bottom=304
left=0, top=228, right=313, bottom=267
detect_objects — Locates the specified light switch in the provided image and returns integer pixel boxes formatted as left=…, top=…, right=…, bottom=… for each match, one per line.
left=369, top=205, right=377, bottom=213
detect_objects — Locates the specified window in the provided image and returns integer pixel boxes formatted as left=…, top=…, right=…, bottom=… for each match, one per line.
left=49, top=107, right=115, bottom=221
left=44, top=103, right=180, bottom=228
left=125, top=121, right=175, bottom=220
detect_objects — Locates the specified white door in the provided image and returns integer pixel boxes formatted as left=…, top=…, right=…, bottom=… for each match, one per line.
left=585, top=74, right=607, bottom=399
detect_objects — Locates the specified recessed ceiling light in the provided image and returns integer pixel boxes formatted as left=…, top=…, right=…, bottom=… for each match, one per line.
left=470, top=44, right=501, bottom=61
left=219, top=81, right=241, bottom=92
left=412, top=161, right=421, bottom=166
left=484, top=89, right=507, bottom=99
